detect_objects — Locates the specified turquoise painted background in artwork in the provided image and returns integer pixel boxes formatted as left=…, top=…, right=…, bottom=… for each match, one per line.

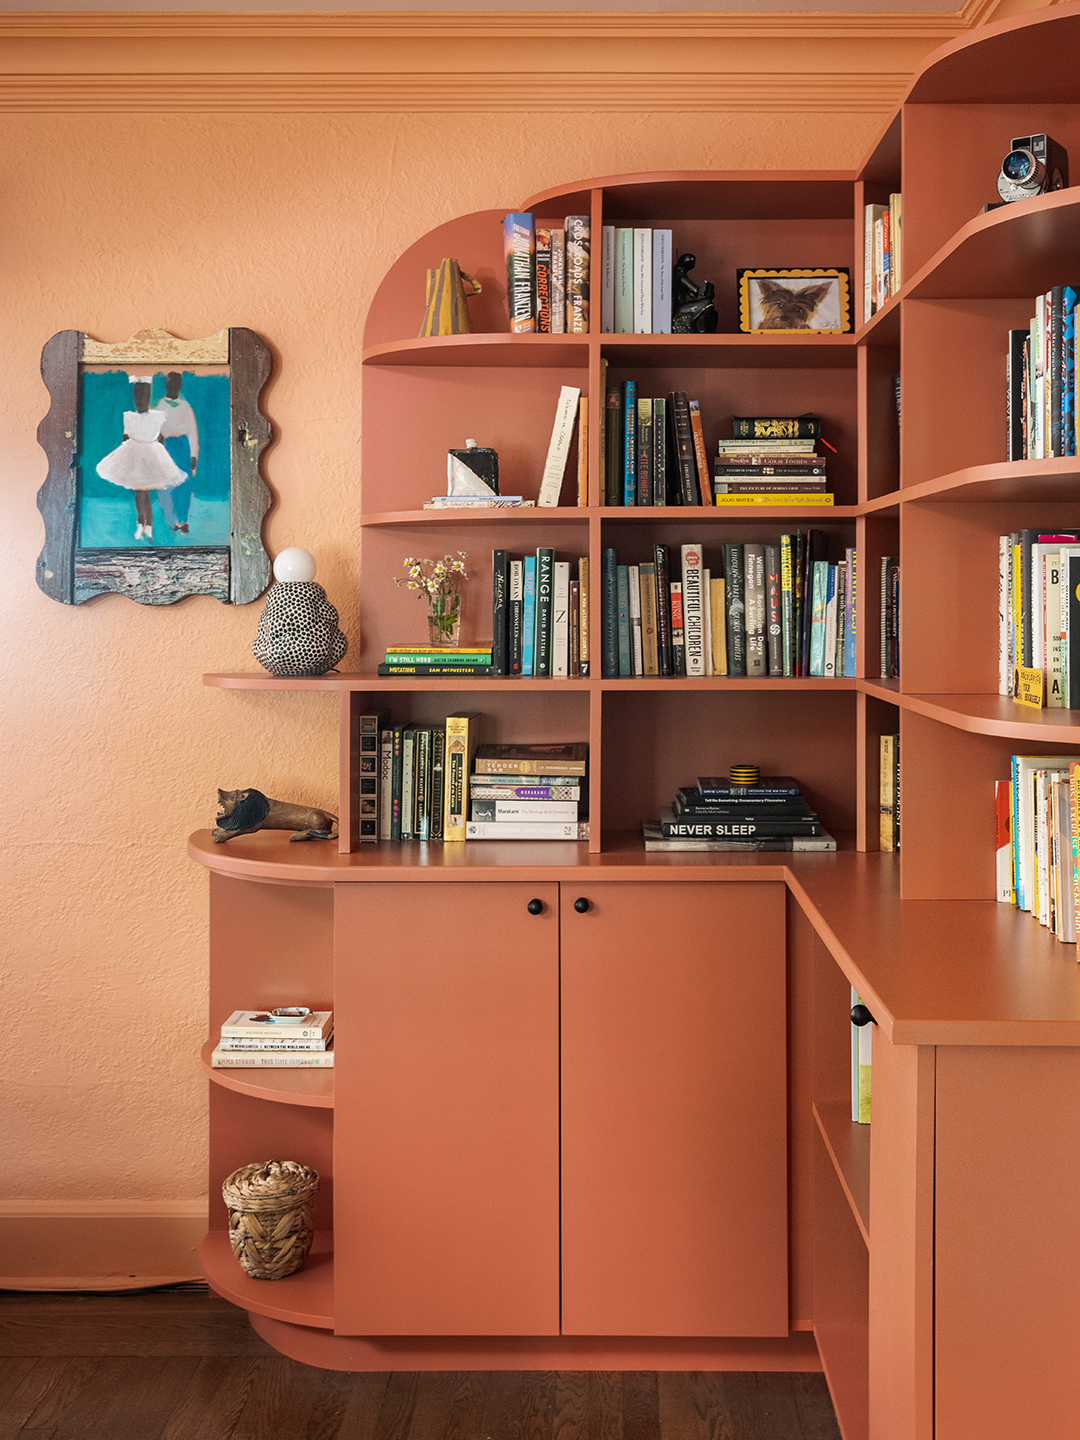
left=77, top=369, right=231, bottom=548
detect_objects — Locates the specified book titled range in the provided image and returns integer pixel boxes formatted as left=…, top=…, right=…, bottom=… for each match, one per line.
left=601, top=537, right=857, bottom=680
left=492, top=549, right=589, bottom=677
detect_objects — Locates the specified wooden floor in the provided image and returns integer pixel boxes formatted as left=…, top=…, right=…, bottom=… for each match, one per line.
left=0, top=1287, right=841, bottom=1440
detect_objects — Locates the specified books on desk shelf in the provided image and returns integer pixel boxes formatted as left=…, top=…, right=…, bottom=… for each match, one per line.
left=602, top=537, right=856, bottom=679
left=467, top=742, right=588, bottom=839
left=215, top=1009, right=334, bottom=1066
left=379, top=646, right=493, bottom=677
left=644, top=773, right=836, bottom=851
left=998, top=530, right=1080, bottom=702
left=599, top=384, right=709, bottom=507
left=998, top=755, right=1080, bottom=946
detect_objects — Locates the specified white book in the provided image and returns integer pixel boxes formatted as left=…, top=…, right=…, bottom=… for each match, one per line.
left=701, top=567, right=713, bottom=675
left=469, top=799, right=578, bottom=822
left=823, top=565, right=839, bottom=678
left=1052, top=778, right=1077, bottom=943
left=864, top=203, right=885, bottom=322
left=550, top=228, right=566, bottom=334
left=628, top=563, right=643, bottom=675
left=552, top=560, right=571, bottom=676
left=998, top=534, right=1011, bottom=697
left=537, top=385, right=581, bottom=507
left=680, top=542, right=706, bottom=677
left=652, top=228, right=672, bottom=334
left=221, top=1009, right=333, bottom=1039
left=211, top=1046, right=334, bottom=1068
left=600, top=224, right=615, bottom=333
left=1046, top=552, right=1064, bottom=706
left=1013, top=755, right=1080, bottom=913
left=614, top=228, right=634, bottom=333
left=465, top=820, right=589, bottom=840
left=633, top=227, right=652, bottom=333
left=379, top=729, right=393, bottom=840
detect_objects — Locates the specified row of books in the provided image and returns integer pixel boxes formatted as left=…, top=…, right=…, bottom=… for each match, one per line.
left=601, top=536, right=858, bottom=680
left=997, top=529, right=1080, bottom=706
left=879, top=732, right=900, bottom=851
left=599, top=226, right=673, bottom=335
left=996, top=755, right=1080, bottom=945
left=879, top=555, right=899, bottom=680
left=209, top=1008, right=335, bottom=1068
left=491, top=550, right=590, bottom=677
left=600, top=384, right=707, bottom=507
left=642, top=771, right=837, bottom=851
left=464, top=742, right=589, bottom=841
left=863, top=194, right=902, bottom=322
left=1006, top=286, right=1078, bottom=462
left=504, top=212, right=589, bottom=334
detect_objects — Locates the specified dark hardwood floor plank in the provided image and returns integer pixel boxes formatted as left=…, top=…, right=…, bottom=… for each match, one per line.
left=437, top=1368, right=491, bottom=1440
left=552, top=1370, right=626, bottom=1440
left=0, top=1356, right=41, bottom=1438
left=229, top=1354, right=374, bottom=1440
left=517, top=1369, right=558, bottom=1440
left=20, top=1356, right=202, bottom=1439
left=656, top=1371, right=735, bottom=1440
left=0, top=1293, right=272, bottom=1358
left=790, top=1373, right=842, bottom=1440
left=393, top=1370, right=457, bottom=1440
left=0, top=1357, right=108, bottom=1438
left=724, top=1373, right=802, bottom=1440
left=159, top=1358, right=265, bottom=1440
left=552, top=1370, right=592, bottom=1440
left=478, top=1369, right=532, bottom=1440
left=620, top=1371, right=661, bottom=1440
left=329, top=1372, right=395, bottom=1440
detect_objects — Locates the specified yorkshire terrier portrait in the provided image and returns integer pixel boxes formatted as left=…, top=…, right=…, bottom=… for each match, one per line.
left=755, top=278, right=833, bottom=330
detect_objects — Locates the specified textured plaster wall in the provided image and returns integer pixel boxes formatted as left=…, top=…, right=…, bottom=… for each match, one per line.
left=0, top=75, right=885, bottom=1248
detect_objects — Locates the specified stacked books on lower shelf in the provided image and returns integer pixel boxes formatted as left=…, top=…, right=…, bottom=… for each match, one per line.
left=997, top=755, right=1080, bottom=945
left=642, top=769, right=836, bottom=851
left=210, top=1010, right=334, bottom=1067
left=467, top=744, right=589, bottom=840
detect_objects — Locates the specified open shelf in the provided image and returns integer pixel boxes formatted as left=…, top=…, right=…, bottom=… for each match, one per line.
left=901, top=456, right=1080, bottom=504
left=202, top=1229, right=335, bottom=1329
left=201, top=1041, right=334, bottom=1108
left=361, top=508, right=591, bottom=528
left=813, top=1101, right=870, bottom=1247
left=902, top=692, right=1080, bottom=741
left=362, top=334, right=588, bottom=368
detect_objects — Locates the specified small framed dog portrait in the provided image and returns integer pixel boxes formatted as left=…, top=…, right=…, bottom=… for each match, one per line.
left=737, top=268, right=852, bottom=334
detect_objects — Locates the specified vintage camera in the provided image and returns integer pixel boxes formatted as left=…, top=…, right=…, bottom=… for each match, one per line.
left=997, top=134, right=1068, bottom=203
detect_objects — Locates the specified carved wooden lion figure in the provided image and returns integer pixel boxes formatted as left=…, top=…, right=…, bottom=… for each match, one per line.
left=213, top=788, right=339, bottom=843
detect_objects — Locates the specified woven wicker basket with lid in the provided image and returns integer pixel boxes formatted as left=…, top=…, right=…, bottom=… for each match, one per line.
left=222, top=1160, right=319, bottom=1280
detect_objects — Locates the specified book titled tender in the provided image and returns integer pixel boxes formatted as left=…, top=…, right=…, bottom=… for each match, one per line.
left=474, top=742, right=588, bottom=776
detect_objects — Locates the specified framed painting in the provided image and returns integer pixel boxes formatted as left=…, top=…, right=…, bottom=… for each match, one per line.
left=35, top=327, right=273, bottom=605
left=737, top=269, right=852, bottom=335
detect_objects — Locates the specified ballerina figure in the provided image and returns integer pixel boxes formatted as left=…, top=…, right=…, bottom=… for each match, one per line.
left=95, top=374, right=187, bottom=541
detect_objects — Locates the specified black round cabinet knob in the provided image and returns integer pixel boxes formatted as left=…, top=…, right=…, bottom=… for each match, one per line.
left=850, top=1004, right=876, bottom=1027
left=527, top=899, right=544, bottom=915
left=574, top=897, right=590, bottom=913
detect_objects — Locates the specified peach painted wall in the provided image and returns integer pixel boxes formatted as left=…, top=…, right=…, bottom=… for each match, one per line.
left=0, top=9, right=1030, bottom=1282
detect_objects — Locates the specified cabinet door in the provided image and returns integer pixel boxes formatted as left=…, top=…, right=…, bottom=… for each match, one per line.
left=561, top=881, right=788, bottom=1337
left=333, top=882, right=560, bottom=1336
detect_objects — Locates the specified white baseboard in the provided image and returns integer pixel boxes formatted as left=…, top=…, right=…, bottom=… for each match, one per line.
left=0, top=1199, right=207, bottom=1288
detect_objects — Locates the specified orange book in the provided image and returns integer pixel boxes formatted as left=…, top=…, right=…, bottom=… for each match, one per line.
left=688, top=400, right=711, bottom=507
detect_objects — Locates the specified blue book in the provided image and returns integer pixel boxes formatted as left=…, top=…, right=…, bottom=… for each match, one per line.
left=521, top=555, right=537, bottom=676
left=616, top=564, right=632, bottom=675
left=601, top=548, right=619, bottom=677
left=809, top=561, right=829, bottom=677
left=622, top=380, right=637, bottom=506
left=843, top=547, right=858, bottom=678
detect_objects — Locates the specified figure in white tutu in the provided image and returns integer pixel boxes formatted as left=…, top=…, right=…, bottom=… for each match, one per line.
left=95, top=375, right=187, bottom=541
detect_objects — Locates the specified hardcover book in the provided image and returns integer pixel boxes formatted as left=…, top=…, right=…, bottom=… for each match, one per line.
left=550, top=227, right=566, bottom=334
left=680, top=542, right=706, bottom=676
left=723, top=543, right=746, bottom=676
left=503, top=212, right=535, bottom=333
left=565, top=214, right=590, bottom=334
left=473, top=743, right=588, bottom=776
left=535, top=226, right=552, bottom=333
left=492, top=548, right=508, bottom=676
left=535, top=547, right=555, bottom=676
left=357, top=711, right=387, bottom=843
left=744, top=543, right=767, bottom=678
left=444, top=712, right=481, bottom=841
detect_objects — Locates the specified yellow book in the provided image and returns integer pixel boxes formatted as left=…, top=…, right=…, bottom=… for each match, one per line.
left=879, top=733, right=898, bottom=851
left=443, top=712, right=481, bottom=841
left=713, top=493, right=834, bottom=507
left=710, top=576, right=727, bottom=675
left=578, top=556, right=590, bottom=677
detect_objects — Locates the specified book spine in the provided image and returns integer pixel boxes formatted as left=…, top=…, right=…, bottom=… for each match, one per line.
left=780, top=534, right=795, bottom=677
left=522, top=555, right=537, bottom=676
left=670, top=580, right=686, bottom=675
left=217, top=1038, right=331, bottom=1050
left=652, top=229, right=672, bottom=334
left=724, top=543, right=746, bottom=676
left=660, top=816, right=822, bottom=838
left=616, top=564, right=632, bottom=676
left=710, top=576, right=727, bottom=676
left=550, top=228, right=566, bottom=334
left=622, top=380, right=637, bottom=506
left=552, top=560, right=571, bottom=678
left=471, top=784, right=580, bottom=800
left=633, top=227, right=652, bottom=332
left=414, top=727, right=431, bottom=840
left=764, top=545, right=782, bottom=676
left=654, top=543, right=673, bottom=676
left=384, top=653, right=492, bottom=666
left=628, top=564, right=643, bottom=675
left=503, top=212, right=535, bottom=333
left=565, top=214, right=590, bottom=334
left=1069, top=554, right=1080, bottom=708
left=1065, top=287, right=1078, bottom=456
left=211, top=1049, right=334, bottom=1068
left=492, top=548, right=508, bottom=676
left=732, top=416, right=822, bottom=439
left=823, top=565, right=839, bottom=678
left=466, top=821, right=589, bottom=840
left=744, top=543, right=767, bottom=678
left=880, top=734, right=898, bottom=851
left=390, top=724, right=405, bottom=841
left=508, top=560, right=524, bottom=678
left=576, top=396, right=588, bottom=507
left=614, top=228, right=634, bottom=334
left=535, top=226, right=552, bottom=333
left=443, top=713, right=477, bottom=842
left=604, top=387, right=623, bottom=505
left=639, top=561, right=659, bottom=675
left=1007, top=328, right=1028, bottom=461
left=652, top=396, right=668, bottom=506
left=357, top=711, right=385, bottom=843
left=669, top=391, right=698, bottom=505
left=601, top=548, right=619, bottom=677
left=429, top=728, right=445, bottom=841
left=681, top=542, right=706, bottom=676
left=844, top=546, right=857, bottom=679
left=636, top=397, right=653, bottom=507
left=400, top=726, right=417, bottom=839
left=688, top=400, right=710, bottom=506
left=600, top=224, right=615, bottom=333
left=578, top=556, right=590, bottom=677
left=1051, top=284, right=1065, bottom=457
left=538, top=385, right=581, bottom=508
left=471, top=799, right=579, bottom=822
left=378, top=664, right=494, bottom=676
left=535, top=547, right=554, bottom=676
left=379, top=728, right=393, bottom=840
left=810, top=561, right=829, bottom=677
left=569, top=577, right=580, bottom=677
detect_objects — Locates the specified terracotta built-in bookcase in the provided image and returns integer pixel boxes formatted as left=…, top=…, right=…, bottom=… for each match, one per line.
left=191, top=7, right=1080, bottom=1436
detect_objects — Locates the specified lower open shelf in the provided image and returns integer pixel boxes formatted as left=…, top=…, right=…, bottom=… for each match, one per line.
left=813, top=1100, right=870, bottom=1247
left=201, top=1040, right=334, bottom=1108
left=202, top=1228, right=334, bottom=1329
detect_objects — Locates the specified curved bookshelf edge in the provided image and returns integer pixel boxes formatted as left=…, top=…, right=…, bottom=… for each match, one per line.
left=362, top=333, right=588, bottom=368
left=361, top=508, right=593, bottom=527
left=201, top=1041, right=334, bottom=1108
left=900, top=456, right=1080, bottom=505
left=813, top=1100, right=870, bottom=1248
left=202, top=1229, right=335, bottom=1329
left=902, top=693, right=1080, bottom=741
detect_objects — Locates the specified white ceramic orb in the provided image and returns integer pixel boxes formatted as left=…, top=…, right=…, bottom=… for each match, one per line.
left=273, top=547, right=317, bottom=584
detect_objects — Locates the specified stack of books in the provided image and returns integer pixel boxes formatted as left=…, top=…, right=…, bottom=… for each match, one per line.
left=378, top=644, right=493, bottom=677
left=492, top=550, right=589, bottom=677
left=598, top=225, right=673, bottom=334
left=642, top=772, right=836, bottom=851
left=466, top=743, right=589, bottom=840
left=424, top=497, right=535, bottom=510
left=601, top=384, right=708, bottom=507
left=713, top=416, right=833, bottom=507
left=210, top=1009, right=335, bottom=1068
left=504, top=212, right=590, bottom=334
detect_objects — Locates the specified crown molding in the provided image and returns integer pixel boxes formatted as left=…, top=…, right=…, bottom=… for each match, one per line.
left=0, top=69, right=910, bottom=112
left=0, top=10, right=975, bottom=43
